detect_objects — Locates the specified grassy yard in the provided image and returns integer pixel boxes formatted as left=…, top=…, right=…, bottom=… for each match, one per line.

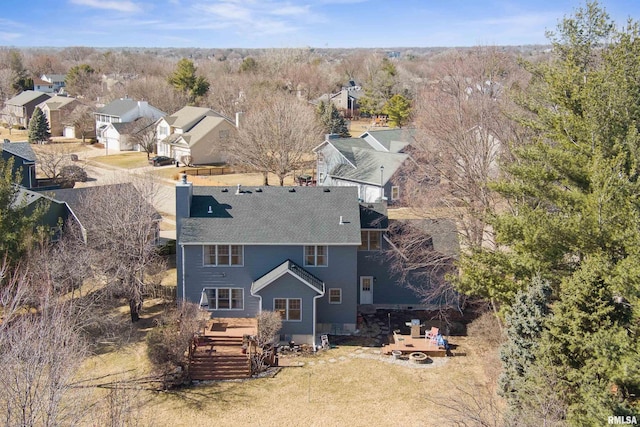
left=90, top=152, right=150, bottom=169
left=67, top=294, right=501, bottom=427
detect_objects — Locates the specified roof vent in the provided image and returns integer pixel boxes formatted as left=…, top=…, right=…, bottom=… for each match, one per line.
left=256, top=188, right=263, bottom=193
left=208, top=206, right=213, bottom=214
left=323, top=188, right=330, bottom=192
left=289, top=188, right=296, bottom=193
left=221, top=188, right=228, bottom=192
left=235, top=184, right=243, bottom=195
left=339, top=215, right=344, bottom=225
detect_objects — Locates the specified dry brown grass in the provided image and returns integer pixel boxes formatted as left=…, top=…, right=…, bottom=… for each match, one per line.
left=91, top=152, right=149, bottom=169
left=69, top=328, right=500, bottom=426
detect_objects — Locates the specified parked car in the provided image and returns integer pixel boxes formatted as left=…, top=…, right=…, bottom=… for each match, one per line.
left=149, top=156, right=175, bottom=166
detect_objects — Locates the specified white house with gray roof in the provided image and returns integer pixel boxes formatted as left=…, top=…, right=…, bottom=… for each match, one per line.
left=156, top=106, right=238, bottom=165
left=95, top=98, right=164, bottom=153
left=314, top=128, right=415, bottom=203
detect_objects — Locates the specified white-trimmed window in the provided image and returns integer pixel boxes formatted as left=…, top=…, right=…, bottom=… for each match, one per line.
left=304, top=245, right=327, bottom=266
left=359, top=231, right=382, bottom=251
left=328, top=288, right=342, bottom=304
left=391, top=185, right=400, bottom=201
left=203, top=288, right=244, bottom=310
left=204, top=245, right=243, bottom=266
left=274, top=298, right=302, bottom=321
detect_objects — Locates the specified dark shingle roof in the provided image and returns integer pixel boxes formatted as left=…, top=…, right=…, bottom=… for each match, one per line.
left=1, top=142, right=37, bottom=162
left=359, top=203, right=388, bottom=229
left=180, top=186, right=361, bottom=245
left=392, top=218, right=460, bottom=258
left=328, top=138, right=371, bottom=165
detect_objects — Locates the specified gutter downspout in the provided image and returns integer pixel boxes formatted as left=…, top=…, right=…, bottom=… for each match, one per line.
left=250, top=285, right=263, bottom=314
left=181, top=244, right=186, bottom=303
left=312, top=284, right=325, bottom=352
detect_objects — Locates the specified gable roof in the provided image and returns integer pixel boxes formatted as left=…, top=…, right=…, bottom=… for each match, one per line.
left=33, top=78, right=53, bottom=87
left=251, top=259, right=324, bottom=295
left=41, top=74, right=66, bottom=82
left=1, top=142, right=37, bottom=162
left=49, top=183, right=160, bottom=226
left=360, top=128, right=415, bottom=153
left=330, top=148, right=408, bottom=186
left=6, top=90, right=51, bottom=106
left=37, top=95, right=77, bottom=111
left=179, top=186, right=361, bottom=245
left=96, top=98, right=140, bottom=117
left=164, top=106, right=226, bottom=130
left=391, top=218, right=460, bottom=258
left=359, top=202, right=388, bottom=229
left=182, top=116, right=228, bottom=148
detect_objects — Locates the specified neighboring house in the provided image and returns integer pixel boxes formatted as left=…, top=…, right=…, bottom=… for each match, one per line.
left=41, top=74, right=67, bottom=92
left=14, top=187, right=72, bottom=241
left=101, top=118, right=148, bottom=152
left=1, top=142, right=37, bottom=189
left=95, top=98, right=165, bottom=153
left=33, top=78, right=55, bottom=93
left=36, top=95, right=79, bottom=136
left=0, top=90, right=52, bottom=128
left=314, top=128, right=415, bottom=203
left=175, top=177, right=457, bottom=347
left=314, top=80, right=363, bottom=119
left=50, top=183, right=161, bottom=244
left=156, top=106, right=238, bottom=165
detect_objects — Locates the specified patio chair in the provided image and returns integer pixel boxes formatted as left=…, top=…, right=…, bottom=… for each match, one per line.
left=426, top=327, right=439, bottom=343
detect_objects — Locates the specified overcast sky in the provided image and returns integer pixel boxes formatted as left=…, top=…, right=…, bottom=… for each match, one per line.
left=1, top=0, right=638, bottom=48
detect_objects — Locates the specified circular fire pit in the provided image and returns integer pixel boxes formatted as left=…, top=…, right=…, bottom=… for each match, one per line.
left=409, top=352, right=429, bottom=364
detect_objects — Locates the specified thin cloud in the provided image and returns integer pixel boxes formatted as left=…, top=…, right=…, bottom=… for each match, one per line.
left=70, top=0, right=142, bottom=13
left=0, top=32, right=22, bottom=41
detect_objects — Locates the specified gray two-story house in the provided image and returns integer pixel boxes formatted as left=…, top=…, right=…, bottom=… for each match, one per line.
left=176, top=175, right=458, bottom=348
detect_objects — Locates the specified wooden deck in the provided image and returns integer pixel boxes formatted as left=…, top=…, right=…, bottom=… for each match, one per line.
left=188, top=318, right=257, bottom=381
left=381, top=333, right=447, bottom=357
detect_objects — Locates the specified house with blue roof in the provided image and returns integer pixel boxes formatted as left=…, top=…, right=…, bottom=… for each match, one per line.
left=314, top=128, right=416, bottom=204
left=176, top=174, right=458, bottom=348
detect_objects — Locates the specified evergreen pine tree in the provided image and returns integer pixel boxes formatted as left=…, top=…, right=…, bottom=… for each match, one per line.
left=28, top=107, right=50, bottom=144
left=316, top=100, right=350, bottom=137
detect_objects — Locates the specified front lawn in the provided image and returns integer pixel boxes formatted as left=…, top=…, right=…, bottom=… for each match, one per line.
left=91, top=152, right=149, bottom=169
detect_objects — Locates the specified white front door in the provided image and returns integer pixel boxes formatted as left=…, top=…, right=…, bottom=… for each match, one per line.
left=360, top=276, right=373, bottom=304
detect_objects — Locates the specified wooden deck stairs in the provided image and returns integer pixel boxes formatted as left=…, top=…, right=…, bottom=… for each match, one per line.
left=188, top=318, right=256, bottom=381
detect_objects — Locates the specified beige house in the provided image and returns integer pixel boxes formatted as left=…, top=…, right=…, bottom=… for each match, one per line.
left=156, top=106, right=238, bottom=165
left=1, top=90, right=51, bottom=128
left=36, top=95, right=79, bottom=136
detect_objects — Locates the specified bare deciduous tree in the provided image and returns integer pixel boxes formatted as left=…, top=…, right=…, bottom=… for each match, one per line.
left=228, top=90, right=320, bottom=186
left=385, top=220, right=461, bottom=312
left=75, top=180, right=164, bottom=322
left=36, top=144, right=74, bottom=181
left=0, top=261, right=88, bottom=427
left=409, top=47, right=524, bottom=250
left=128, top=117, right=157, bottom=159
left=67, top=103, right=96, bottom=144
left=250, top=310, right=282, bottom=374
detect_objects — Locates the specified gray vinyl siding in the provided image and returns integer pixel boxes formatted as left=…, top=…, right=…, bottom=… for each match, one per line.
left=180, top=244, right=359, bottom=322
left=357, top=240, right=421, bottom=305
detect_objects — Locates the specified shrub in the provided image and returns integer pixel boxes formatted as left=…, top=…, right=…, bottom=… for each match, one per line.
left=59, top=165, right=88, bottom=183
left=145, top=302, right=205, bottom=387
